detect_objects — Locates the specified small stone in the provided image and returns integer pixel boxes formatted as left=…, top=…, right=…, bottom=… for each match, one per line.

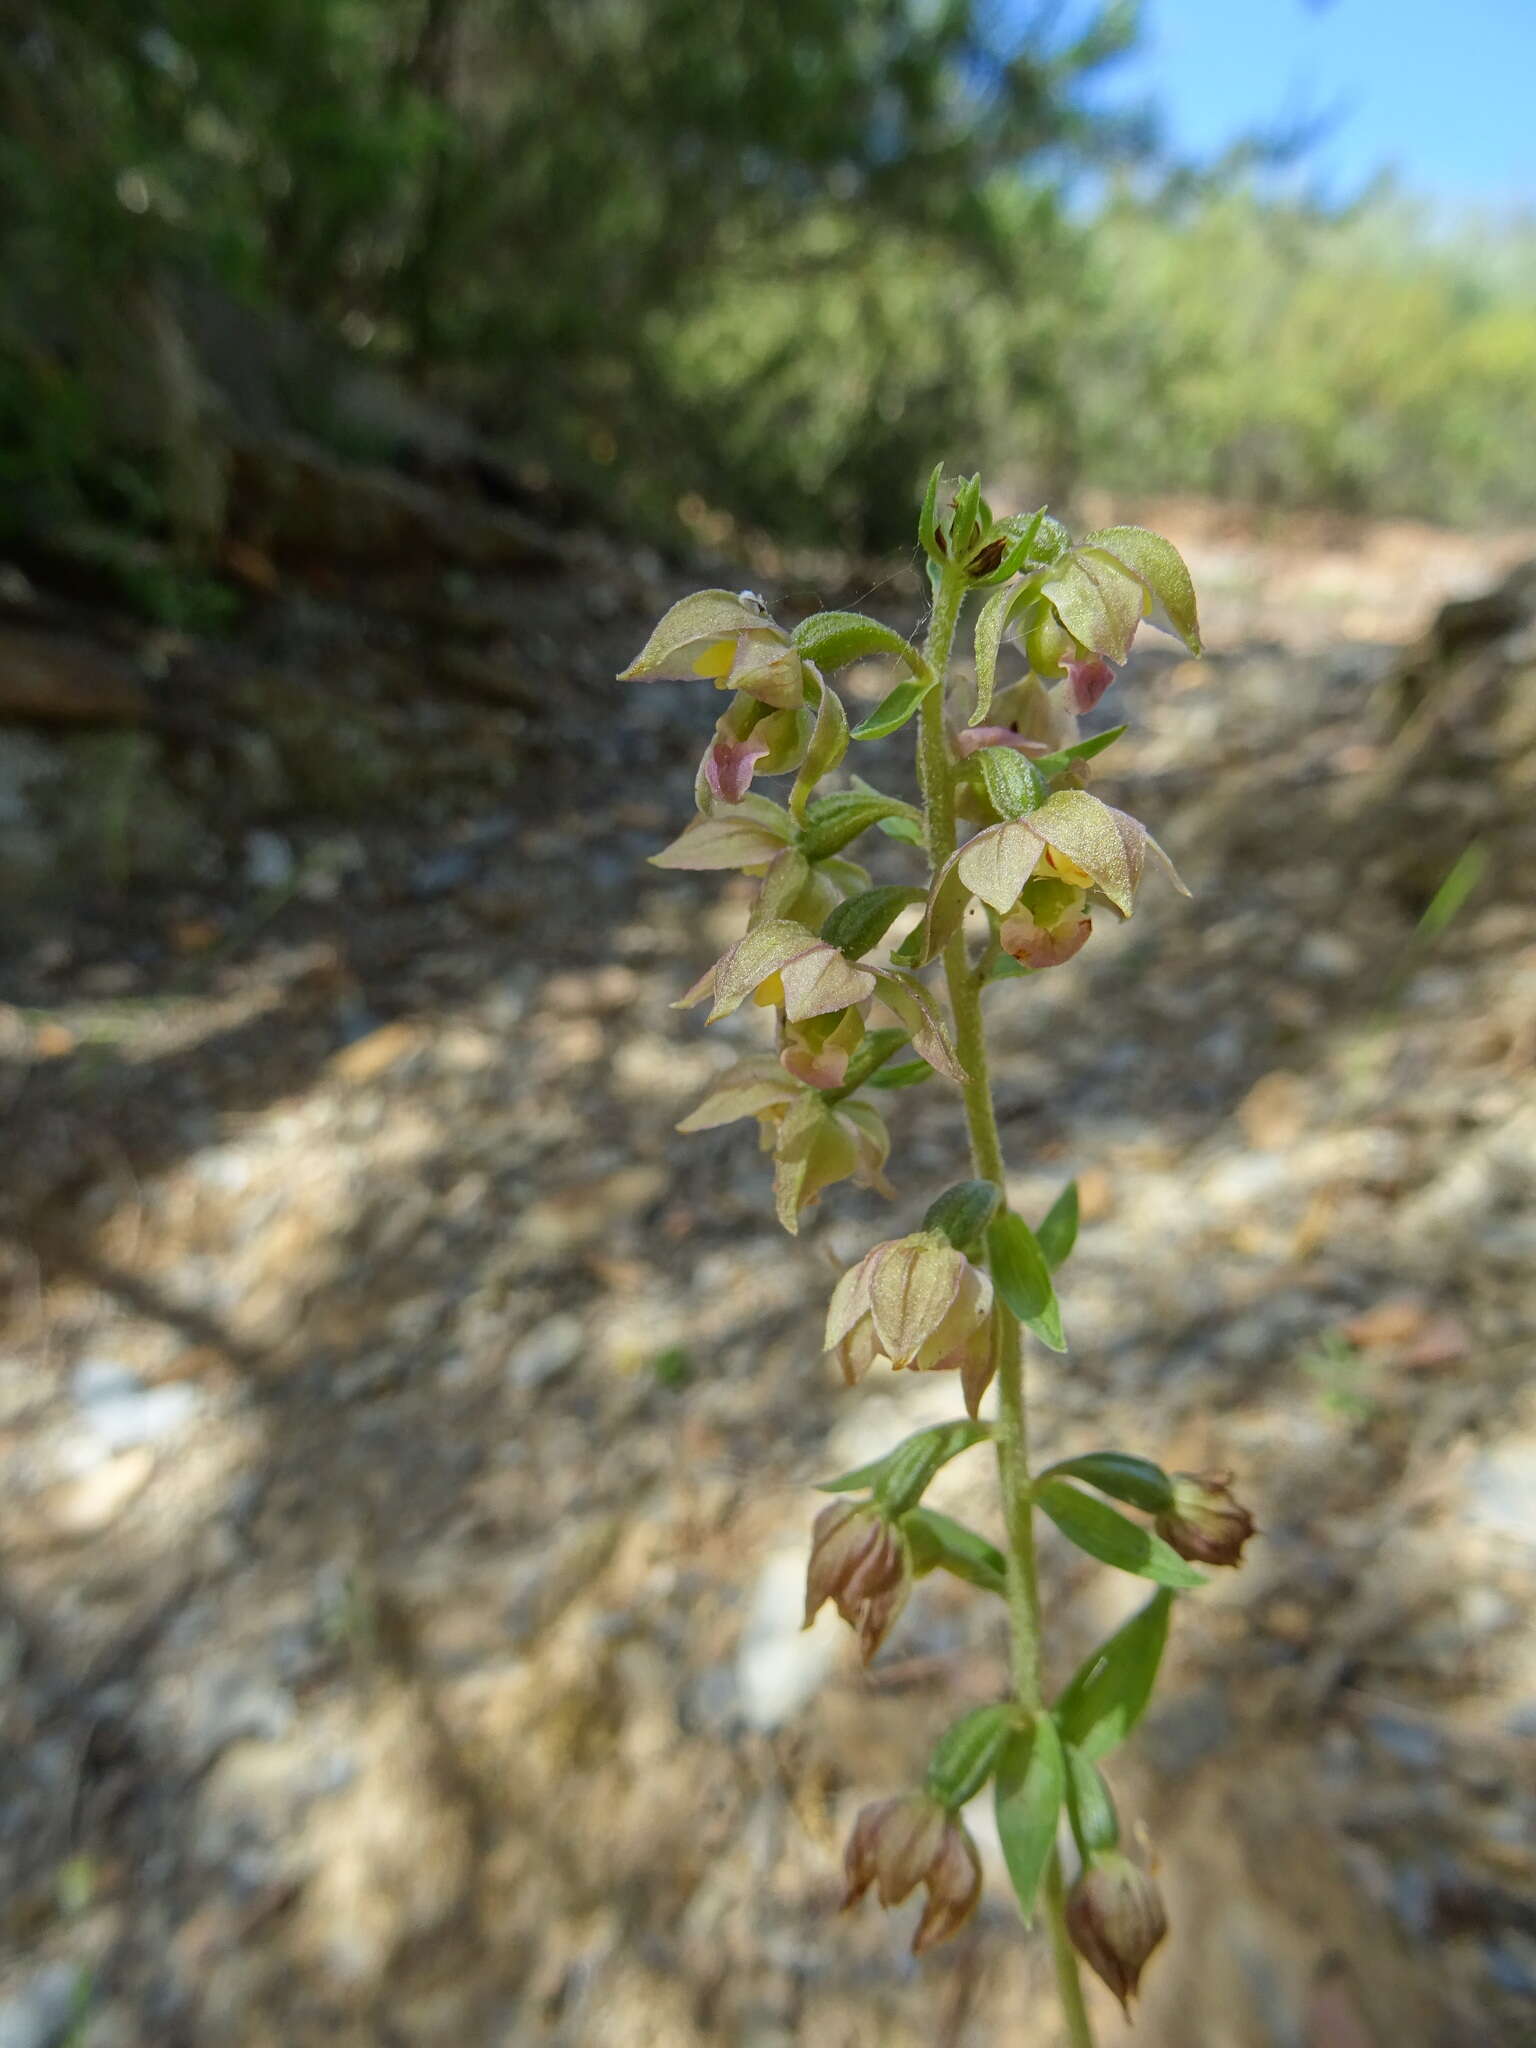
left=41, top=1448, right=155, bottom=1535
left=70, top=1358, right=200, bottom=1453
left=736, top=1546, right=840, bottom=1732
left=243, top=829, right=295, bottom=891
left=0, top=1964, right=84, bottom=2048
left=506, top=1314, right=584, bottom=1391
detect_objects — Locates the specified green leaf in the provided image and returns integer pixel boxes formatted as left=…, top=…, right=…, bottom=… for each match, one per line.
left=1026, top=514, right=1074, bottom=567
left=1037, top=1181, right=1079, bottom=1269
left=979, top=508, right=1048, bottom=586
left=918, top=460, right=944, bottom=562
left=1083, top=526, right=1202, bottom=656
left=986, top=1212, right=1068, bottom=1352
left=949, top=473, right=982, bottom=554
left=1029, top=725, right=1128, bottom=781
left=799, top=789, right=922, bottom=861
left=876, top=813, right=925, bottom=846
left=903, top=1507, right=1008, bottom=1595
left=818, top=1416, right=991, bottom=1501
left=1038, top=1452, right=1173, bottom=1516
left=865, top=1057, right=934, bottom=1090
left=1055, top=1589, right=1174, bottom=1764
left=825, top=1025, right=909, bottom=1098
left=819, top=884, right=925, bottom=961
left=1063, top=1746, right=1120, bottom=1858
left=1036, top=1482, right=1205, bottom=1589
left=994, top=1713, right=1066, bottom=1924
left=923, top=1179, right=1001, bottom=1253
left=975, top=746, right=1047, bottom=821
left=850, top=675, right=936, bottom=741
left=792, top=611, right=926, bottom=677
left=926, top=1704, right=1016, bottom=1810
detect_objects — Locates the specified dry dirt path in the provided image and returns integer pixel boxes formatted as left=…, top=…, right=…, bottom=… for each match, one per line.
left=0, top=512, right=1532, bottom=2046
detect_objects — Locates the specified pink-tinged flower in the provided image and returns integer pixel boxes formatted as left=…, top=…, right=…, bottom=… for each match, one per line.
left=825, top=1231, right=995, bottom=1406
left=997, top=878, right=1093, bottom=971
left=649, top=796, right=797, bottom=872
left=676, top=919, right=966, bottom=1083
left=843, top=1796, right=982, bottom=1954
left=1154, top=1471, right=1256, bottom=1567
left=675, top=1057, right=891, bottom=1235
left=620, top=588, right=808, bottom=709
left=1065, top=1854, right=1168, bottom=2013
left=1063, top=654, right=1116, bottom=715
left=804, top=1500, right=912, bottom=1662
left=696, top=694, right=813, bottom=807
left=917, top=790, right=1188, bottom=970
left=707, top=732, right=771, bottom=802
left=952, top=722, right=1051, bottom=763
left=779, top=1005, right=866, bottom=1090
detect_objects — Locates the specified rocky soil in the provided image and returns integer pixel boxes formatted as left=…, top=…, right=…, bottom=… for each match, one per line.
left=0, top=500, right=1533, bottom=2047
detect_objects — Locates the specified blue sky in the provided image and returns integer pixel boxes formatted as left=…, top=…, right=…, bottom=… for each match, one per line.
left=1078, top=0, right=1536, bottom=208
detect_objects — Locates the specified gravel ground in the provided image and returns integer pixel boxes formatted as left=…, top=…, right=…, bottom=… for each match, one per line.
left=0, top=510, right=1532, bottom=2047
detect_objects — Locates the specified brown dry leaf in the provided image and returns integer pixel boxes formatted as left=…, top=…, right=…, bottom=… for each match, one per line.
left=1343, top=1295, right=1471, bottom=1368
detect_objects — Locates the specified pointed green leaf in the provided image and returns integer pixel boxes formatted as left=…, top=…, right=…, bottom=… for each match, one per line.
left=817, top=1417, right=992, bottom=1500
left=1063, top=1747, right=1120, bottom=1859
left=1036, top=1482, right=1205, bottom=1589
left=927, top=1704, right=1016, bottom=1809
left=799, top=789, right=923, bottom=860
left=865, top=1057, right=935, bottom=1090
left=903, top=1507, right=1008, bottom=1595
left=792, top=611, right=927, bottom=677
left=1054, top=1590, right=1174, bottom=1764
left=851, top=675, right=937, bottom=741
left=1037, top=1181, right=1079, bottom=1269
left=994, top=1713, right=1066, bottom=1924
left=876, top=813, right=925, bottom=846
left=975, top=746, right=1048, bottom=820
left=918, top=461, right=944, bottom=561
left=1030, top=725, right=1128, bottom=781
left=1039, top=1452, right=1173, bottom=1516
left=820, top=885, right=926, bottom=961
left=986, top=1212, right=1067, bottom=1352
left=922, top=1179, right=1002, bottom=1254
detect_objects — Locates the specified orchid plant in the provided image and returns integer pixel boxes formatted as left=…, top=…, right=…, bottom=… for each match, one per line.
left=622, top=469, right=1254, bottom=2041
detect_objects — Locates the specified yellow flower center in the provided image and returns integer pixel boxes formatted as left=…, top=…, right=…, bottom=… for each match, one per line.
left=691, top=638, right=738, bottom=680
left=1038, top=847, right=1095, bottom=890
left=753, top=971, right=786, bottom=1009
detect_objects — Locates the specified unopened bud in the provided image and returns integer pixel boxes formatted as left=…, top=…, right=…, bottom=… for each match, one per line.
left=842, top=1794, right=982, bottom=1954
left=1154, top=1470, right=1256, bottom=1567
left=804, top=1500, right=911, bottom=1661
left=1065, top=1853, right=1168, bottom=2012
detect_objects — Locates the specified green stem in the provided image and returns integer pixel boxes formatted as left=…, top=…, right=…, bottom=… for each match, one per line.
left=916, top=567, right=1096, bottom=2048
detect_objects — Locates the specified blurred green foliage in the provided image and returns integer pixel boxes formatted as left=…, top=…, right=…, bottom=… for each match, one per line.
left=1076, top=183, right=1536, bottom=526
left=3, top=0, right=1535, bottom=565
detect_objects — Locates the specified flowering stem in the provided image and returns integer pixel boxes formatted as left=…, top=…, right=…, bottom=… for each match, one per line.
left=917, top=568, right=1097, bottom=2048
